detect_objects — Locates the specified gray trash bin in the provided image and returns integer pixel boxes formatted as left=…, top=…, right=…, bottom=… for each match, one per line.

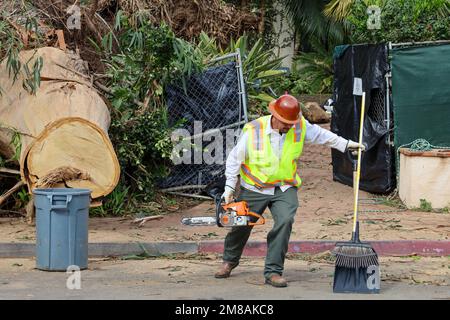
left=33, top=188, right=91, bottom=271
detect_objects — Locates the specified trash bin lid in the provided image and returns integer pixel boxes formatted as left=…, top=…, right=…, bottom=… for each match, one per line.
left=32, top=188, right=92, bottom=196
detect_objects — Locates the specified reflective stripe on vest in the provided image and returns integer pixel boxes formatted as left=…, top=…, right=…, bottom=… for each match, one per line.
left=250, top=119, right=264, bottom=151
left=240, top=115, right=306, bottom=188
left=241, top=164, right=300, bottom=188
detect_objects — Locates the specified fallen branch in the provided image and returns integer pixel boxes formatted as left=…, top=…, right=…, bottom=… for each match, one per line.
left=83, top=10, right=103, bottom=44
left=182, top=120, right=246, bottom=141
left=94, top=81, right=145, bottom=107
left=94, top=12, right=121, bottom=51
left=94, top=80, right=112, bottom=93
left=132, top=215, right=164, bottom=227
left=40, top=76, right=92, bottom=88
left=160, top=185, right=207, bottom=192
left=0, top=180, right=26, bottom=206
left=0, top=168, right=20, bottom=175
left=4, top=16, right=30, bottom=46
left=165, top=192, right=213, bottom=200
left=54, top=62, right=90, bottom=80
left=0, top=123, right=36, bottom=138
left=0, top=209, right=24, bottom=216
left=89, top=0, right=100, bottom=18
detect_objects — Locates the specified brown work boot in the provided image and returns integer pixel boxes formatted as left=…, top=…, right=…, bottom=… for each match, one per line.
left=265, top=274, right=288, bottom=288
left=214, top=262, right=239, bottom=278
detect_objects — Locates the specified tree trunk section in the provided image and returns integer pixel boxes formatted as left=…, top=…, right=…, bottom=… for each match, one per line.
left=0, top=47, right=120, bottom=199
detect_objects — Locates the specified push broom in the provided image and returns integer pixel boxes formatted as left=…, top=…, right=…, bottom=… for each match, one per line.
left=332, top=91, right=379, bottom=294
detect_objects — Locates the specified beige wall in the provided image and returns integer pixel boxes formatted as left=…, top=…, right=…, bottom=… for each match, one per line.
left=399, top=150, right=450, bottom=209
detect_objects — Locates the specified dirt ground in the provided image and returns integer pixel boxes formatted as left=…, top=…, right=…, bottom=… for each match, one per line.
left=0, top=124, right=449, bottom=243
left=0, top=254, right=448, bottom=299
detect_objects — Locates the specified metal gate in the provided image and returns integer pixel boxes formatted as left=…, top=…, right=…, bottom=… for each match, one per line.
left=160, top=50, right=248, bottom=197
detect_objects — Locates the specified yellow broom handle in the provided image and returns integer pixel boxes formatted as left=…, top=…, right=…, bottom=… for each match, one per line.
left=352, top=92, right=366, bottom=233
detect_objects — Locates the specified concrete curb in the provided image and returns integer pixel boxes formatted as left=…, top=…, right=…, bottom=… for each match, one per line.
left=0, top=242, right=198, bottom=258
left=199, top=240, right=450, bottom=256
left=0, top=240, right=449, bottom=258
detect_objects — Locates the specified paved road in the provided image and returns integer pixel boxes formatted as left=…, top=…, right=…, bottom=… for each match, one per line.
left=0, top=255, right=448, bottom=300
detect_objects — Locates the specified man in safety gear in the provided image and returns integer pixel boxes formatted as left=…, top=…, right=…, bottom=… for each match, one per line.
left=215, top=93, right=365, bottom=287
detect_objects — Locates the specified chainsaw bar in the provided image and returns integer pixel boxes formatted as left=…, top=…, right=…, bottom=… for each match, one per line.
left=181, top=196, right=265, bottom=228
left=181, top=216, right=217, bottom=226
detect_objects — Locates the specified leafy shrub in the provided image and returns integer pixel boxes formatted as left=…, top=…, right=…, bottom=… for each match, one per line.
left=419, top=199, right=433, bottom=212
left=91, top=184, right=130, bottom=217
left=270, top=38, right=333, bottom=97
left=348, top=0, right=450, bottom=43
left=290, top=39, right=333, bottom=95
left=195, top=32, right=287, bottom=106
left=0, top=10, right=43, bottom=95
left=96, top=12, right=204, bottom=204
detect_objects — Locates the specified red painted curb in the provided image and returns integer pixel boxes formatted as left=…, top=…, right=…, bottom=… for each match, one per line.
left=198, top=240, right=450, bottom=257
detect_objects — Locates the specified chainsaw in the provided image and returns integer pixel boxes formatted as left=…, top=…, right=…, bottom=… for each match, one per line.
left=181, top=196, right=265, bottom=228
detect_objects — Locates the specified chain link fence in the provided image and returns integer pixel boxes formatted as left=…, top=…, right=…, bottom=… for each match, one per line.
left=159, top=51, right=247, bottom=196
left=368, top=87, right=386, bottom=128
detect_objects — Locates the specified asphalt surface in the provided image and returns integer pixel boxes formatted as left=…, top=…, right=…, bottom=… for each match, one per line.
left=0, top=255, right=448, bottom=300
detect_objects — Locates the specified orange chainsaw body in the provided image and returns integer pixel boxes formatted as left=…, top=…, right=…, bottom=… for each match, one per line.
left=219, top=201, right=265, bottom=227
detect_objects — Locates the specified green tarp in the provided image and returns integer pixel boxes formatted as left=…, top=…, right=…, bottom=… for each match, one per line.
left=391, top=44, right=450, bottom=148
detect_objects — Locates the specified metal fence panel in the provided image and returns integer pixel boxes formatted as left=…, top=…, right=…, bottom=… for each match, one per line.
left=159, top=51, right=247, bottom=194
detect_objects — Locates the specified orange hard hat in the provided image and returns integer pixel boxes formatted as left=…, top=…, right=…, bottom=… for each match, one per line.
left=268, top=93, right=301, bottom=124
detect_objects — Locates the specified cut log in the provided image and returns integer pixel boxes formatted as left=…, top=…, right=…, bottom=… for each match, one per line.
left=0, top=47, right=120, bottom=200
left=25, top=118, right=119, bottom=198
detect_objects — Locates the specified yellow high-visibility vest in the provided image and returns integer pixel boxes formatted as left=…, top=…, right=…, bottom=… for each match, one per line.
left=240, top=115, right=307, bottom=189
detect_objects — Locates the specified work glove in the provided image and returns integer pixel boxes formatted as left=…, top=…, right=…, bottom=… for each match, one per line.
left=221, top=185, right=235, bottom=204
left=346, top=140, right=366, bottom=153
left=346, top=140, right=366, bottom=151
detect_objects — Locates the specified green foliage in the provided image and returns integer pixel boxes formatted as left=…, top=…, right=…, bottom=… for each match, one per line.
left=121, top=242, right=158, bottom=260
left=379, top=196, right=407, bottom=209
left=0, top=122, right=22, bottom=163
left=348, top=0, right=450, bottom=43
left=419, top=199, right=433, bottom=212
left=0, top=11, right=43, bottom=95
left=324, top=0, right=355, bottom=21
left=105, top=14, right=203, bottom=93
left=13, top=187, right=30, bottom=209
left=282, top=0, right=350, bottom=48
left=90, top=184, right=130, bottom=217
left=10, top=130, right=22, bottom=162
left=270, top=39, right=334, bottom=96
left=196, top=32, right=286, bottom=104
left=109, top=110, right=173, bottom=199
left=294, top=42, right=333, bottom=94
left=273, top=74, right=314, bottom=96
left=412, top=199, right=449, bottom=213
left=94, top=12, right=204, bottom=206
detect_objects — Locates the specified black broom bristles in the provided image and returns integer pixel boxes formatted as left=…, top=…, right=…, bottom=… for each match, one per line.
left=333, top=222, right=379, bottom=268
left=333, top=245, right=378, bottom=268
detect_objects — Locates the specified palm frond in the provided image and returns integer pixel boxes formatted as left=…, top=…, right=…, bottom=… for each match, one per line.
left=281, top=0, right=349, bottom=47
left=324, top=0, right=355, bottom=21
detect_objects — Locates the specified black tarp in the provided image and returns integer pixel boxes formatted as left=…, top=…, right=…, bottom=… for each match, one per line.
left=159, top=61, right=244, bottom=189
left=331, top=44, right=395, bottom=193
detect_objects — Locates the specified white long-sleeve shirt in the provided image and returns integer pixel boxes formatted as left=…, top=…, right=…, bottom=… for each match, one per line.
left=225, top=116, right=348, bottom=195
